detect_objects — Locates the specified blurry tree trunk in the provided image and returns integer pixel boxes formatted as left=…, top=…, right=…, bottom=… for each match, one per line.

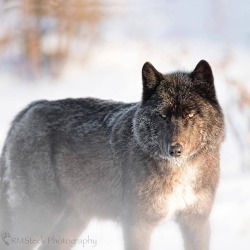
left=218, top=52, right=250, bottom=172
left=22, top=0, right=42, bottom=77
left=225, top=77, right=250, bottom=172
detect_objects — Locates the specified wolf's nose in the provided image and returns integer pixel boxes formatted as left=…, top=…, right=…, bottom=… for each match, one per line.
left=169, top=143, right=183, bottom=157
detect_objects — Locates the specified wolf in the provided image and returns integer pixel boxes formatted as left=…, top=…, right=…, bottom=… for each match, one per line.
left=0, top=60, right=225, bottom=250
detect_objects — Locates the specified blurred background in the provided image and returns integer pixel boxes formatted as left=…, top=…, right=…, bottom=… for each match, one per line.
left=0, top=0, right=250, bottom=249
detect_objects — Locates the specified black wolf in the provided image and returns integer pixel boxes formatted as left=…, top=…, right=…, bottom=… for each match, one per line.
left=0, top=60, right=225, bottom=250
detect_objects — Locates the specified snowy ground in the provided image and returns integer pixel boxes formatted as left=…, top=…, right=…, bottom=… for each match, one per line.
left=0, top=40, right=250, bottom=250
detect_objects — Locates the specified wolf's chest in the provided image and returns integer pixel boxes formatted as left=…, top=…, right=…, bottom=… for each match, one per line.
left=165, top=166, right=198, bottom=219
left=148, top=166, right=198, bottom=220
left=139, top=165, right=199, bottom=220
left=166, top=178, right=197, bottom=219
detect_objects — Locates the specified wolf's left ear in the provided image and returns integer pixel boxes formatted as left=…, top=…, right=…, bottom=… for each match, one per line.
left=191, top=60, right=217, bottom=101
left=142, top=62, right=163, bottom=102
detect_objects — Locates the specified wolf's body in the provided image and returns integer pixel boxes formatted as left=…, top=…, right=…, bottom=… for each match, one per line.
left=0, top=60, right=225, bottom=250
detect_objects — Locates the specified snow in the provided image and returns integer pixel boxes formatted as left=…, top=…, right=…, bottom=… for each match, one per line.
left=1, top=0, right=250, bottom=249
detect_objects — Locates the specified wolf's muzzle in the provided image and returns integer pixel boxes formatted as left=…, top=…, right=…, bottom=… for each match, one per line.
left=168, top=143, right=183, bottom=157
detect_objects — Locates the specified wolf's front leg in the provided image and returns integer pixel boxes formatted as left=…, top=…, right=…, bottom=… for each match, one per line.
left=178, top=215, right=210, bottom=250
left=122, top=219, right=155, bottom=250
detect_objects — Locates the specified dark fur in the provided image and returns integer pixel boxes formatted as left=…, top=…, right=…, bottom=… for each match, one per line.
left=0, top=60, right=225, bottom=250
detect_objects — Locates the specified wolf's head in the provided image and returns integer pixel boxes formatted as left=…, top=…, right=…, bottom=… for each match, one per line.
left=133, top=60, right=225, bottom=163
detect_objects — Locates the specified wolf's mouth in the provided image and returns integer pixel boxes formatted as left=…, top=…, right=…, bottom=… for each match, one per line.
left=166, top=156, right=186, bottom=167
left=158, top=147, right=203, bottom=166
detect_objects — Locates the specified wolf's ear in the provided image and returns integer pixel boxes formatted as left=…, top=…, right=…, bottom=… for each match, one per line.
left=142, top=62, right=163, bottom=102
left=191, top=60, right=216, bottom=101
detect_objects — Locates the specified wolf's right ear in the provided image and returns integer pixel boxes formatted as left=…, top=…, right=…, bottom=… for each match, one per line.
left=142, top=62, right=162, bottom=102
left=191, top=60, right=217, bottom=102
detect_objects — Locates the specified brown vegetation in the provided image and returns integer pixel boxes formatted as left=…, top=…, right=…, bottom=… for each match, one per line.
left=1, top=0, right=105, bottom=77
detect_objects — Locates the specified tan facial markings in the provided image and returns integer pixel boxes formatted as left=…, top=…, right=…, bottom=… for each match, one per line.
left=158, top=107, right=206, bottom=158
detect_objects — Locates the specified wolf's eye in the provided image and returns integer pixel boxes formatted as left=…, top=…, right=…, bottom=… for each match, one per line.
left=156, top=112, right=167, bottom=119
left=188, top=111, right=196, bottom=118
